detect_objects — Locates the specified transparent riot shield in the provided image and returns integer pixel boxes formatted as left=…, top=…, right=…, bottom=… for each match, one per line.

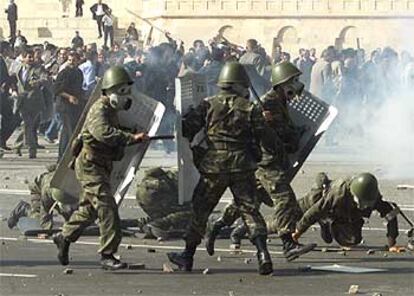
left=50, top=81, right=165, bottom=206
left=175, top=73, right=208, bottom=204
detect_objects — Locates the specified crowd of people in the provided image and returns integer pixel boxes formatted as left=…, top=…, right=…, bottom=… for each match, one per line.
left=1, top=25, right=413, bottom=158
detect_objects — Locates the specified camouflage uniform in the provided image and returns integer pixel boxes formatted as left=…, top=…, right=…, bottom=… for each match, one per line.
left=7, top=166, right=76, bottom=231
left=297, top=177, right=399, bottom=247
left=136, top=167, right=192, bottom=234
left=217, top=89, right=302, bottom=236
left=182, top=89, right=267, bottom=245
left=62, top=96, right=136, bottom=254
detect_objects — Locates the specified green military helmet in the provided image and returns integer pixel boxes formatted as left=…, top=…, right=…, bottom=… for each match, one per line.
left=102, top=66, right=134, bottom=91
left=350, top=173, right=379, bottom=209
left=217, top=62, right=250, bottom=87
left=271, top=62, right=302, bottom=87
left=144, top=167, right=167, bottom=179
left=315, top=172, right=331, bottom=189
left=50, top=188, right=78, bottom=205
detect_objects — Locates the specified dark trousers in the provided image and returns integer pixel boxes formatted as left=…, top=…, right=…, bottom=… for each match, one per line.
left=58, top=111, right=80, bottom=160
left=96, top=15, right=104, bottom=37
left=76, top=4, right=83, bottom=17
left=104, top=26, right=114, bottom=48
left=0, top=93, right=20, bottom=147
left=8, top=20, right=16, bottom=38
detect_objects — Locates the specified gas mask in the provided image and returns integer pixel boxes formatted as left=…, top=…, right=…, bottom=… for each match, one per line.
left=108, top=84, right=133, bottom=110
left=279, top=76, right=305, bottom=101
left=231, top=83, right=250, bottom=99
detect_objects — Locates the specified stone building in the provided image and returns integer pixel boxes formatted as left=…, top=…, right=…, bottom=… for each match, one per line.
left=0, top=0, right=413, bottom=55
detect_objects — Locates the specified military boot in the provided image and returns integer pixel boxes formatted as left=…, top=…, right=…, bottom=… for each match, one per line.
left=253, top=235, right=273, bottom=275
left=101, top=254, right=128, bottom=271
left=281, top=233, right=317, bottom=262
left=230, top=224, right=247, bottom=249
left=167, top=242, right=197, bottom=271
left=319, top=221, right=333, bottom=244
left=7, top=200, right=30, bottom=229
left=53, top=233, right=70, bottom=266
left=205, top=219, right=227, bottom=256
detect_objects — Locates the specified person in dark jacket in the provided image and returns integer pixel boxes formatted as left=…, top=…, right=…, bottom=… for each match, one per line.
left=4, top=0, right=17, bottom=39
left=90, top=0, right=111, bottom=39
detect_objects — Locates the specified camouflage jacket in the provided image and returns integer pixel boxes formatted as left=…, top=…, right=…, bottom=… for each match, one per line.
left=297, top=178, right=399, bottom=241
left=182, top=89, right=265, bottom=174
left=81, top=96, right=135, bottom=161
left=258, top=90, right=301, bottom=169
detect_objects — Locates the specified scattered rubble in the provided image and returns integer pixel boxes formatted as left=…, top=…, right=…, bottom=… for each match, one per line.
left=217, top=256, right=222, bottom=262
left=163, top=263, right=174, bottom=273
left=348, top=285, right=359, bottom=294
left=63, top=268, right=73, bottom=275
left=366, top=249, right=375, bottom=255
left=147, top=248, right=156, bottom=253
left=125, top=244, right=133, bottom=250
left=243, top=258, right=251, bottom=264
left=202, top=268, right=210, bottom=275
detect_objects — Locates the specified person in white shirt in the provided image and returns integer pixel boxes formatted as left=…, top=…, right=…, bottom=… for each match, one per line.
left=102, top=10, right=114, bottom=48
left=90, top=0, right=110, bottom=38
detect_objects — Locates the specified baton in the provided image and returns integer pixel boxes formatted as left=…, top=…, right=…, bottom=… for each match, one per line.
left=149, top=135, right=175, bottom=141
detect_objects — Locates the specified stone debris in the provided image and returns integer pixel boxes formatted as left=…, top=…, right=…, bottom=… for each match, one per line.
left=4, top=185, right=8, bottom=189
left=321, top=248, right=328, bottom=253
left=63, top=268, right=73, bottom=275
left=202, top=268, right=210, bottom=275
left=4, top=176, right=10, bottom=180
left=372, top=293, right=382, bottom=296
left=348, top=285, right=359, bottom=294
left=23, top=178, right=29, bottom=184
left=128, top=263, right=146, bottom=270
left=266, top=239, right=271, bottom=243
left=366, top=249, right=375, bottom=255
left=338, top=251, right=347, bottom=256
left=243, top=258, right=252, bottom=264
left=230, top=250, right=243, bottom=255
left=229, top=291, right=235, bottom=296
left=383, top=253, right=388, bottom=258
left=37, top=233, right=49, bottom=239
left=230, top=244, right=240, bottom=250
left=125, top=244, right=133, bottom=250
left=217, top=256, right=222, bottom=262
left=163, top=263, right=174, bottom=273
left=137, top=290, right=143, bottom=294
left=147, top=248, right=156, bottom=253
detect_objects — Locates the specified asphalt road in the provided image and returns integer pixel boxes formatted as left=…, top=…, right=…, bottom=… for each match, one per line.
left=0, top=143, right=413, bottom=296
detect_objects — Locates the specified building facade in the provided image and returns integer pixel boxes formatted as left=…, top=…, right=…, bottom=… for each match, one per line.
left=0, top=0, right=413, bottom=55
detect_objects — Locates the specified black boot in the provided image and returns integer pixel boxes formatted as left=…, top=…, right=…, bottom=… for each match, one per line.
left=28, top=148, right=37, bottom=159
left=253, top=235, right=273, bottom=275
left=101, top=254, right=128, bottom=271
left=205, top=219, right=226, bottom=256
left=319, top=221, right=333, bottom=244
left=53, top=233, right=70, bottom=266
left=230, top=224, right=247, bottom=249
left=7, top=200, right=30, bottom=229
left=167, top=241, right=197, bottom=271
left=281, top=233, right=317, bottom=262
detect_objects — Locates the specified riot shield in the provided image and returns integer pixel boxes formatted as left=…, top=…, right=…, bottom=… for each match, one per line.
left=244, top=66, right=338, bottom=183
left=175, top=73, right=208, bottom=204
left=50, top=81, right=165, bottom=206
left=285, top=90, right=337, bottom=181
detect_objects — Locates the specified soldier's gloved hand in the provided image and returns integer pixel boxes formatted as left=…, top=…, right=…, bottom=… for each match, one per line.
left=132, top=132, right=150, bottom=143
left=388, top=246, right=406, bottom=253
left=292, top=230, right=301, bottom=243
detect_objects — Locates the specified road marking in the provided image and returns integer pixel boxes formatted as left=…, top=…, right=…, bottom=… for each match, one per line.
left=0, top=273, right=37, bottom=278
left=1, top=189, right=414, bottom=210
left=0, top=237, right=283, bottom=255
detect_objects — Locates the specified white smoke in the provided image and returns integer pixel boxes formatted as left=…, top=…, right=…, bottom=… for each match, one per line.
left=363, top=91, right=414, bottom=179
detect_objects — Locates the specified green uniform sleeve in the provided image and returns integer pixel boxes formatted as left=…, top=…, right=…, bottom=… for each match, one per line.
left=182, top=99, right=209, bottom=142
left=374, top=197, right=399, bottom=245
left=87, top=102, right=135, bottom=147
left=296, top=181, right=347, bottom=234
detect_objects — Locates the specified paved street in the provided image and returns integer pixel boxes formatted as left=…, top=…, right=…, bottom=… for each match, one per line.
left=0, top=142, right=413, bottom=296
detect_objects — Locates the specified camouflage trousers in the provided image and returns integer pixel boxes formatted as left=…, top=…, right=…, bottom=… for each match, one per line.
left=325, top=218, right=364, bottom=247
left=28, top=193, right=55, bottom=230
left=220, top=167, right=302, bottom=236
left=186, top=172, right=267, bottom=245
left=62, top=151, right=121, bottom=254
